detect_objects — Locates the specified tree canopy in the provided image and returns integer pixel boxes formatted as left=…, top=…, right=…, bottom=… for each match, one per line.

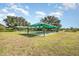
left=4, top=16, right=29, bottom=29
left=40, top=16, right=61, bottom=27
left=40, top=16, right=61, bottom=32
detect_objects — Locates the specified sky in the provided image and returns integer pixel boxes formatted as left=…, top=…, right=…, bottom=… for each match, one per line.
left=0, top=3, right=79, bottom=28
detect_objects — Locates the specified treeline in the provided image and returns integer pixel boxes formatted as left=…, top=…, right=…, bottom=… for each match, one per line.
left=1, top=15, right=79, bottom=32
left=60, top=27, right=79, bottom=32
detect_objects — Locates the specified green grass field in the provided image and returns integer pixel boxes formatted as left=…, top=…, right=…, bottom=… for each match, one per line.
left=0, top=31, right=79, bottom=56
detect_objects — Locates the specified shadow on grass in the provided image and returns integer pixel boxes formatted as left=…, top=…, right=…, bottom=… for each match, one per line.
left=19, top=33, right=38, bottom=37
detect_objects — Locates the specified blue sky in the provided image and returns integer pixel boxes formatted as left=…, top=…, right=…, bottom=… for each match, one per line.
left=0, top=3, right=79, bottom=28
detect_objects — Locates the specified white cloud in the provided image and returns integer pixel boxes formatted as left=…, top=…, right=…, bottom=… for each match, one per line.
left=2, top=9, right=8, bottom=13
left=52, top=3, right=79, bottom=18
left=49, top=11, right=63, bottom=18
left=62, top=3, right=78, bottom=10
left=15, top=7, right=29, bottom=15
left=56, top=3, right=79, bottom=16
left=6, top=3, right=29, bottom=16
left=36, top=11, right=46, bottom=16
left=0, top=8, right=8, bottom=14
left=35, top=11, right=46, bottom=18
left=7, top=13, right=16, bottom=16
left=35, top=10, right=63, bottom=18
left=9, top=4, right=29, bottom=15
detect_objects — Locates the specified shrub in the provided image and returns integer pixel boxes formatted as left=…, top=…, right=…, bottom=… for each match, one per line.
left=0, top=25, right=6, bottom=32
left=5, top=28, right=14, bottom=32
left=64, top=28, right=77, bottom=32
left=71, top=29, right=77, bottom=32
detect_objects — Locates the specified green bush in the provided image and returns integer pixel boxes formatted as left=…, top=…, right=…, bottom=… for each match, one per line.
left=5, top=28, right=14, bottom=32
left=71, top=29, right=77, bottom=32
left=64, top=28, right=77, bottom=32
left=0, top=26, right=6, bottom=32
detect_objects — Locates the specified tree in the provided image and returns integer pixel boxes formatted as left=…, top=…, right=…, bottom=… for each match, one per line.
left=4, top=16, right=29, bottom=30
left=40, top=16, right=61, bottom=31
left=41, top=16, right=61, bottom=26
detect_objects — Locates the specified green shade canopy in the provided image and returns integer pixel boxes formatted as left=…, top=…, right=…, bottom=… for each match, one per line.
left=30, top=23, right=59, bottom=29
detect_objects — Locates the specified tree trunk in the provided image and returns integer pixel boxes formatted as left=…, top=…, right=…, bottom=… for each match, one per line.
left=43, top=28, right=46, bottom=37
left=27, top=27, right=29, bottom=34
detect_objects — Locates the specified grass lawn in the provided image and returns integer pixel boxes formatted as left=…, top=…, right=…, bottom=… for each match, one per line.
left=0, top=31, right=79, bottom=56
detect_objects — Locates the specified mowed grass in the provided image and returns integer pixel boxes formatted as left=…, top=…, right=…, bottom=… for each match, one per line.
left=0, top=31, right=79, bottom=56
